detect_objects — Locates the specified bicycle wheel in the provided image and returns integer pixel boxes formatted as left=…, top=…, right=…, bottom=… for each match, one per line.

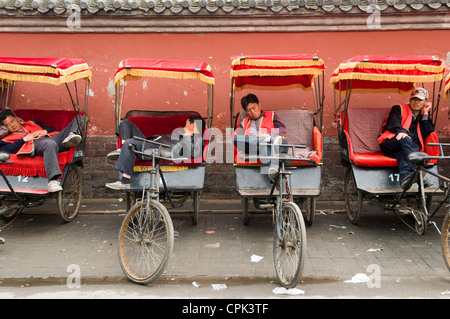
left=118, top=199, right=174, bottom=284
left=273, top=201, right=307, bottom=288
left=441, top=211, right=450, bottom=271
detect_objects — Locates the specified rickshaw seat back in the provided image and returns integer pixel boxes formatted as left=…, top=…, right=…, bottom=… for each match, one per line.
left=344, top=108, right=439, bottom=167
left=121, top=110, right=209, bottom=166
left=234, top=109, right=322, bottom=166
left=0, top=109, right=83, bottom=178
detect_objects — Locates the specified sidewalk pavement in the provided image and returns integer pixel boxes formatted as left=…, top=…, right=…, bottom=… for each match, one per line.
left=0, top=197, right=448, bottom=283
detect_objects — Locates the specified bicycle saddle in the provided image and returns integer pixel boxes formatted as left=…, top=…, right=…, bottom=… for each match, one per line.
left=407, top=152, right=432, bottom=166
left=0, top=152, right=10, bottom=162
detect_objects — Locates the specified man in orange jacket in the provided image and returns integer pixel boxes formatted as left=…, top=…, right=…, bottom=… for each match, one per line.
left=0, top=109, right=83, bottom=192
left=378, top=88, right=434, bottom=189
left=233, top=93, right=288, bottom=183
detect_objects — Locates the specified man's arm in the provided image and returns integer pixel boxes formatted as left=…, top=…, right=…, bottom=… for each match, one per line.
left=0, top=139, right=25, bottom=154
left=382, top=105, right=407, bottom=136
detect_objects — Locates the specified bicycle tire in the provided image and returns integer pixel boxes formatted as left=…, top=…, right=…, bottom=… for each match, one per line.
left=118, top=199, right=174, bottom=284
left=344, top=166, right=363, bottom=225
left=442, top=211, right=450, bottom=271
left=273, top=201, right=307, bottom=288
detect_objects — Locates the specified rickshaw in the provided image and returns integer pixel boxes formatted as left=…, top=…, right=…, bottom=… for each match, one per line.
left=230, top=54, right=325, bottom=288
left=113, top=58, right=214, bottom=284
left=442, top=73, right=450, bottom=270
left=0, top=57, right=91, bottom=224
left=330, top=55, right=447, bottom=236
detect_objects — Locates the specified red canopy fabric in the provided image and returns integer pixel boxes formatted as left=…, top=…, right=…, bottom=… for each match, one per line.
left=330, top=55, right=445, bottom=94
left=114, top=58, right=215, bottom=85
left=230, top=54, right=325, bottom=90
left=445, top=73, right=450, bottom=98
left=0, top=57, right=91, bottom=85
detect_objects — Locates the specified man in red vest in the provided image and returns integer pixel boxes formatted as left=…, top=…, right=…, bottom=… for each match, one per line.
left=233, top=93, right=287, bottom=183
left=0, top=109, right=83, bottom=193
left=378, top=88, right=434, bottom=189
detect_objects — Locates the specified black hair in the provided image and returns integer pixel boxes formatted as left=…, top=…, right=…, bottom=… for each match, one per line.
left=187, top=114, right=205, bottom=132
left=241, top=93, right=259, bottom=111
left=0, top=109, right=16, bottom=124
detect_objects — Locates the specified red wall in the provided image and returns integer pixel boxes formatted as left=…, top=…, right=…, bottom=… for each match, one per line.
left=1, top=30, right=449, bottom=137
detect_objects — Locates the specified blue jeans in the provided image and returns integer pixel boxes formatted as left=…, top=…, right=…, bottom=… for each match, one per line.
left=380, top=136, right=420, bottom=179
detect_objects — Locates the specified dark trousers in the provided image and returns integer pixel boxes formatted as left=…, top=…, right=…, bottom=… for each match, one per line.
left=379, top=137, right=420, bottom=179
left=33, top=115, right=85, bottom=181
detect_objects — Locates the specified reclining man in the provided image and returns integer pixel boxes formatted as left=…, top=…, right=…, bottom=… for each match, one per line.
left=0, top=109, right=84, bottom=192
left=105, top=114, right=204, bottom=190
left=233, top=93, right=288, bottom=183
left=378, top=87, right=434, bottom=189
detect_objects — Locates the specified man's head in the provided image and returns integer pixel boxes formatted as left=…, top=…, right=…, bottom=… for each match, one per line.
left=185, top=114, right=205, bottom=135
left=241, top=93, right=262, bottom=120
left=409, top=88, right=429, bottom=114
left=0, top=109, right=22, bottom=133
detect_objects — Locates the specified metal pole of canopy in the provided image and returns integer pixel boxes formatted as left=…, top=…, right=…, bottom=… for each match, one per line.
left=230, top=77, right=236, bottom=129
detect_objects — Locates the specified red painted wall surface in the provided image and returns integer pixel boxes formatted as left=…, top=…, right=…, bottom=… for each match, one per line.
left=1, top=30, right=449, bottom=137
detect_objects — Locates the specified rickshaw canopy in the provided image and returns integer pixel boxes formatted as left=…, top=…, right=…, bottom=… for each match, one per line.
left=330, top=55, right=445, bottom=94
left=230, top=54, right=325, bottom=90
left=0, top=57, right=92, bottom=85
left=114, top=58, right=215, bottom=85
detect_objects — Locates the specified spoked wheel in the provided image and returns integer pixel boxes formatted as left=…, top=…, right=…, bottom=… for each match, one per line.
left=273, top=201, right=306, bottom=288
left=0, top=201, right=23, bottom=222
left=57, top=164, right=82, bottom=222
left=441, top=211, right=450, bottom=271
left=413, top=210, right=427, bottom=235
left=118, top=200, right=174, bottom=285
left=344, top=166, right=363, bottom=224
left=242, top=197, right=249, bottom=225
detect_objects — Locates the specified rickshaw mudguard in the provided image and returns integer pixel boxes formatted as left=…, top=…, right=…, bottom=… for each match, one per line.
left=350, top=163, right=441, bottom=194
left=126, top=164, right=206, bottom=192
left=234, top=165, right=321, bottom=197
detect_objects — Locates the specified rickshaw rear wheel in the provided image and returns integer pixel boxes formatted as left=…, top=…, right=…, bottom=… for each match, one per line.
left=242, top=197, right=249, bottom=225
left=191, top=191, right=199, bottom=225
left=297, top=197, right=315, bottom=226
left=0, top=206, right=23, bottom=222
left=344, top=166, right=363, bottom=225
left=441, top=211, right=450, bottom=271
left=57, top=164, right=82, bottom=222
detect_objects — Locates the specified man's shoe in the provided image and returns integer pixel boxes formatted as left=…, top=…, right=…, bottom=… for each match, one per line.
left=48, top=180, right=63, bottom=193
left=62, top=132, right=82, bottom=148
left=107, top=149, right=121, bottom=161
left=0, top=237, right=5, bottom=244
left=422, top=177, right=434, bottom=188
left=106, top=181, right=130, bottom=190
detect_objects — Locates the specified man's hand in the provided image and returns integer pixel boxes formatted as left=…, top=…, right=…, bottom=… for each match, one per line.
left=423, top=101, right=432, bottom=115
left=396, top=132, right=410, bottom=140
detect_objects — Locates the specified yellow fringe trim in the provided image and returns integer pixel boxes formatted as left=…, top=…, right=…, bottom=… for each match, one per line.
left=231, top=57, right=324, bottom=68
left=114, top=69, right=215, bottom=85
left=0, top=62, right=91, bottom=78
left=231, top=68, right=323, bottom=78
left=0, top=70, right=92, bottom=85
left=445, top=74, right=450, bottom=98
left=235, top=83, right=314, bottom=92
left=335, top=61, right=444, bottom=75
left=133, top=165, right=189, bottom=172
left=330, top=72, right=444, bottom=87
